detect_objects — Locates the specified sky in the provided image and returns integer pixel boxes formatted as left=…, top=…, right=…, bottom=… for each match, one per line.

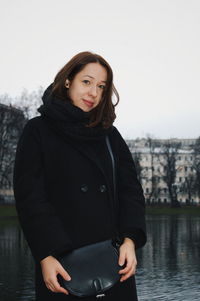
left=0, top=0, right=200, bottom=139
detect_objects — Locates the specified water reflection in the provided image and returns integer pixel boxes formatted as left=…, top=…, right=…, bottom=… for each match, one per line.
left=0, top=222, right=35, bottom=301
left=0, top=215, right=200, bottom=301
left=136, top=215, right=200, bottom=300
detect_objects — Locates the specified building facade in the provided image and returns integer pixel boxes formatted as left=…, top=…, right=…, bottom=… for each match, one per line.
left=126, top=138, right=200, bottom=205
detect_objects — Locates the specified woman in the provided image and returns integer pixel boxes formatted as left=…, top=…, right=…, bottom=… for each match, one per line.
left=13, top=51, right=146, bottom=300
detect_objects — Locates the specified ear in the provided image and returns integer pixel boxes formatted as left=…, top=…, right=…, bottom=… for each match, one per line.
left=65, top=79, right=70, bottom=89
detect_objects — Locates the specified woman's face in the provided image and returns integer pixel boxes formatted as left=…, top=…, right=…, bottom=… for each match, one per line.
left=67, top=63, right=107, bottom=112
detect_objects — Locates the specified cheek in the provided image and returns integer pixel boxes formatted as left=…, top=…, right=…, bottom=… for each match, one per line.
left=97, top=91, right=104, bottom=102
left=69, top=87, right=80, bottom=102
left=94, top=96, right=103, bottom=108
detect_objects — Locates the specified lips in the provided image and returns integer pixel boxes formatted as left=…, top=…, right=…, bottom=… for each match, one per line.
left=83, top=99, right=94, bottom=108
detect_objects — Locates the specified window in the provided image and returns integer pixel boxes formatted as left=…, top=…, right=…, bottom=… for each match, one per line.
left=164, top=198, right=167, bottom=203
left=163, top=188, right=167, bottom=193
left=185, top=166, right=188, bottom=172
left=146, top=188, right=149, bottom=193
left=179, top=177, right=182, bottom=182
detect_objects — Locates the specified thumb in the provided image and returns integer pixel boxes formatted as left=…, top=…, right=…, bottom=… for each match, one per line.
left=58, top=265, right=71, bottom=281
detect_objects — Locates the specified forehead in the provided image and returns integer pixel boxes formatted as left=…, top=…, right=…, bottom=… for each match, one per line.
left=78, top=63, right=107, bottom=81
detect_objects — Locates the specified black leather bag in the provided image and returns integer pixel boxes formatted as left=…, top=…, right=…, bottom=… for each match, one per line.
left=59, top=239, right=121, bottom=297
left=58, top=136, right=120, bottom=297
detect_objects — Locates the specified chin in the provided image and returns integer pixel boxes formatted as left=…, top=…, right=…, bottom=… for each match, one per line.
left=80, top=106, right=90, bottom=112
left=82, top=105, right=95, bottom=112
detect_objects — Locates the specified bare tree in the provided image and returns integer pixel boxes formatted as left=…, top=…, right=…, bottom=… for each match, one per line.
left=0, top=87, right=43, bottom=119
left=160, top=141, right=181, bottom=207
left=0, top=101, right=25, bottom=192
left=0, top=88, right=43, bottom=198
left=132, top=151, right=143, bottom=183
left=13, top=87, right=43, bottom=119
left=180, top=174, right=196, bottom=205
left=145, top=136, right=160, bottom=204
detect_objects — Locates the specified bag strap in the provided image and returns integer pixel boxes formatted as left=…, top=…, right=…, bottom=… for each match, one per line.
left=105, top=136, right=124, bottom=248
left=105, top=135, right=116, bottom=200
left=106, top=136, right=123, bottom=248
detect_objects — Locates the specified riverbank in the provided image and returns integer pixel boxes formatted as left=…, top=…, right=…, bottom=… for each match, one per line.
left=0, top=204, right=17, bottom=218
left=1, top=204, right=200, bottom=219
left=0, top=205, right=18, bottom=226
left=146, top=205, right=200, bottom=215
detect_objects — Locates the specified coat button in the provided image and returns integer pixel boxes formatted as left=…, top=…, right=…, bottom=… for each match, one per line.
left=99, top=185, right=107, bottom=193
left=80, top=184, right=88, bottom=193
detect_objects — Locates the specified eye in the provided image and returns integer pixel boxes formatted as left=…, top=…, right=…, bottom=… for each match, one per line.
left=99, top=85, right=106, bottom=90
left=82, top=80, right=90, bottom=85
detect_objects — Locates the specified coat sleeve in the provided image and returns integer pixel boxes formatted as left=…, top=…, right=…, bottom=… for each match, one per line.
left=13, top=119, right=73, bottom=262
left=114, top=128, right=147, bottom=249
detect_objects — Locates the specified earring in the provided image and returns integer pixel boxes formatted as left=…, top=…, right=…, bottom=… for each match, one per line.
left=65, top=79, right=70, bottom=89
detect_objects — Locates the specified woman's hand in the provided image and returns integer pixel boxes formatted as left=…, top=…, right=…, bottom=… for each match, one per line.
left=118, top=237, right=137, bottom=282
left=40, top=255, right=71, bottom=295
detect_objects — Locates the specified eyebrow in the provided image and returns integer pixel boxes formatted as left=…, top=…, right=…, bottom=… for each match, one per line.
left=83, top=75, right=107, bottom=83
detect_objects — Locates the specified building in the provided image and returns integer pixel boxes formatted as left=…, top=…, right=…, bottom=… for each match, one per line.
left=126, top=138, right=200, bottom=205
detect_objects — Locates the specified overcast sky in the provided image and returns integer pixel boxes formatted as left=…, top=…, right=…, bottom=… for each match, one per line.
left=1, top=0, right=200, bottom=139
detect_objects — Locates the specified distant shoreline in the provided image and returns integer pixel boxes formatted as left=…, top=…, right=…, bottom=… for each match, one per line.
left=146, top=205, right=200, bottom=215
left=1, top=204, right=200, bottom=220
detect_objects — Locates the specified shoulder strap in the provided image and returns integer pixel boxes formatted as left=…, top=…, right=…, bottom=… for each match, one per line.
left=105, top=135, right=116, bottom=204
left=106, top=135, right=122, bottom=243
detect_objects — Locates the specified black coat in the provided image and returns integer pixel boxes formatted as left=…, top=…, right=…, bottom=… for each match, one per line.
left=14, top=116, right=146, bottom=262
left=13, top=98, right=146, bottom=300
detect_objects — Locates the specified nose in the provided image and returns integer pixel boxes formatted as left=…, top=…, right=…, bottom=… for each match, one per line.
left=89, top=85, right=97, bottom=97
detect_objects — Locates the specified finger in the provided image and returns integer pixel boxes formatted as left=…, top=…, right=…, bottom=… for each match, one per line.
left=119, top=264, right=132, bottom=274
left=119, top=254, right=135, bottom=274
left=59, top=265, right=71, bottom=281
left=51, top=275, right=69, bottom=295
left=55, top=283, right=69, bottom=295
left=47, top=283, right=54, bottom=292
left=119, top=259, right=132, bottom=272
left=121, top=272, right=133, bottom=282
left=120, top=268, right=135, bottom=282
left=54, top=283, right=69, bottom=295
left=119, top=259, right=136, bottom=278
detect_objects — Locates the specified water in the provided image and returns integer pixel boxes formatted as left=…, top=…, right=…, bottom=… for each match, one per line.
left=136, top=215, right=200, bottom=300
left=0, top=215, right=200, bottom=301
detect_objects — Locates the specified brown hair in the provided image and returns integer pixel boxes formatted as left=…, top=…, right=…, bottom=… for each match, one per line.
left=52, top=51, right=119, bottom=128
